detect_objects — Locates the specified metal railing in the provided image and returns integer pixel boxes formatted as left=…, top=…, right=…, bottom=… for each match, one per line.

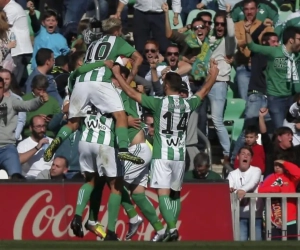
left=197, top=129, right=212, bottom=169
left=93, top=0, right=100, bottom=21
left=231, top=193, right=300, bottom=241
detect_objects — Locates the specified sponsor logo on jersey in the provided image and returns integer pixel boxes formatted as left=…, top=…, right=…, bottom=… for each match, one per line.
left=166, top=137, right=185, bottom=147
left=86, top=119, right=107, bottom=131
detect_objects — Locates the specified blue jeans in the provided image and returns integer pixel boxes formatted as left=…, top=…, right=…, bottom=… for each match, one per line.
left=240, top=218, right=262, bottom=241
left=208, top=81, right=230, bottom=156
left=267, top=95, right=293, bottom=129
left=64, top=0, right=87, bottom=24
left=0, top=144, right=22, bottom=176
left=236, top=65, right=251, bottom=101
left=231, top=93, right=268, bottom=163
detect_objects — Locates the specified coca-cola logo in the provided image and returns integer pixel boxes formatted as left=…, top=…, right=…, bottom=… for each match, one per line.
left=13, top=189, right=189, bottom=240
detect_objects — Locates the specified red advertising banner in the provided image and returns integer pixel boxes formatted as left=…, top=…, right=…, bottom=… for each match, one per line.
left=0, top=182, right=233, bottom=241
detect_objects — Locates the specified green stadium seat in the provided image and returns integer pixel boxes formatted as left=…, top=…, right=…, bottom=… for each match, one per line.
left=26, top=10, right=40, bottom=37
left=168, top=10, right=184, bottom=30
left=128, top=0, right=136, bottom=5
left=186, top=9, right=216, bottom=25
left=279, top=10, right=293, bottom=22
left=223, top=98, right=246, bottom=133
left=231, top=119, right=245, bottom=142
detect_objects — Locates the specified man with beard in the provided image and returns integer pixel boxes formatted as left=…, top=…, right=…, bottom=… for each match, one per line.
left=17, top=115, right=53, bottom=179
left=24, top=48, right=62, bottom=106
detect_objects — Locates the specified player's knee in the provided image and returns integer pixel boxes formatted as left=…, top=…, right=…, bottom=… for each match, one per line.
left=108, top=177, right=123, bottom=193
left=83, top=171, right=96, bottom=183
left=170, top=189, right=181, bottom=199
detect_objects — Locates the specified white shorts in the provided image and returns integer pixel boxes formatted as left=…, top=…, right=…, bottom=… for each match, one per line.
left=78, top=141, right=124, bottom=178
left=150, top=159, right=185, bottom=191
left=69, top=81, right=124, bottom=119
left=124, top=143, right=152, bottom=187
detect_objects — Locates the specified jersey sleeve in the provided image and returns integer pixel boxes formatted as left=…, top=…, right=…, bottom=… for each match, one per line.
left=186, top=95, right=202, bottom=111
left=71, top=61, right=106, bottom=81
left=116, top=37, right=136, bottom=57
left=141, top=94, right=161, bottom=112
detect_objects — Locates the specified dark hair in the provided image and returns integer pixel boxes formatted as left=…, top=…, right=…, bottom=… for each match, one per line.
left=54, top=155, right=69, bottom=168
left=42, top=9, right=58, bottom=21
left=68, top=51, right=86, bottom=71
left=245, top=125, right=259, bottom=136
left=0, top=77, right=3, bottom=87
left=261, top=32, right=278, bottom=45
left=164, top=72, right=182, bottom=92
left=120, top=65, right=130, bottom=79
left=243, top=0, right=257, bottom=8
left=166, top=44, right=179, bottom=51
left=191, top=17, right=204, bottom=28
left=238, top=145, right=254, bottom=156
left=55, top=55, right=69, bottom=67
left=282, top=26, right=300, bottom=45
left=11, top=173, right=26, bottom=180
left=272, top=126, right=293, bottom=142
left=29, top=115, right=45, bottom=127
left=193, top=152, right=210, bottom=168
left=31, top=75, right=49, bottom=89
left=196, top=11, right=212, bottom=20
left=36, top=48, right=53, bottom=66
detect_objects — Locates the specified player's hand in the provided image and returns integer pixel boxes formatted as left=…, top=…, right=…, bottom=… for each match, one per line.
left=244, top=21, right=252, bottom=33
left=259, top=108, right=268, bottom=117
left=39, top=92, right=49, bottom=103
left=112, top=64, right=121, bottom=75
left=37, top=137, right=49, bottom=150
left=27, top=1, right=35, bottom=15
left=104, top=60, right=114, bottom=69
left=128, top=116, right=141, bottom=129
left=161, top=3, right=169, bottom=12
left=173, top=16, right=179, bottom=26
left=236, top=189, right=246, bottom=200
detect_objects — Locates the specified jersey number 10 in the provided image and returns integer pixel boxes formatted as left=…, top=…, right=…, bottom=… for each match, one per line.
left=162, top=112, right=189, bottom=135
left=85, top=42, right=112, bottom=63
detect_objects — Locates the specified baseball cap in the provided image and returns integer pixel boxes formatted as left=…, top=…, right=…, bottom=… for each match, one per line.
left=180, top=81, right=189, bottom=95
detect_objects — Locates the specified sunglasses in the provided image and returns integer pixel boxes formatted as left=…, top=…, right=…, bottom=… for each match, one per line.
left=193, top=25, right=205, bottom=31
left=166, top=52, right=179, bottom=56
left=215, top=22, right=225, bottom=27
left=145, top=49, right=156, bottom=53
left=147, top=123, right=154, bottom=128
left=203, top=20, right=213, bottom=25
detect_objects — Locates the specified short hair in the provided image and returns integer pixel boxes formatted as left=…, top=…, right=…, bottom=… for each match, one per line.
left=193, top=152, right=210, bottom=168
left=0, top=77, right=4, bottom=87
left=54, top=155, right=69, bottom=168
left=261, top=32, right=278, bottom=45
left=196, top=11, right=212, bottom=20
left=42, top=9, right=58, bottom=21
left=0, top=68, right=12, bottom=75
left=191, top=17, right=204, bottom=28
left=101, top=17, right=121, bottom=34
left=145, top=40, right=159, bottom=50
left=282, top=26, right=300, bottom=45
left=166, top=44, right=179, bottom=52
left=238, top=145, right=254, bottom=156
left=29, top=115, right=45, bottom=127
left=119, top=65, right=130, bottom=79
left=55, top=55, right=69, bottom=67
left=245, top=125, right=259, bottom=136
left=68, top=51, right=86, bottom=72
left=243, top=0, right=257, bottom=7
left=164, top=72, right=182, bottom=92
left=36, top=48, right=53, bottom=67
left=31, top=74, right=49, bottom=89
left=11, top=173, right=26, bottom=180
left=272, top=126, right=293, bottom=142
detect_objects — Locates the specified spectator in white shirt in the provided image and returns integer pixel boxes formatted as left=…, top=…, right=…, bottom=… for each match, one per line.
left=227, top=146, right=262, bottom=241
left=17, top=115, right=53, bottom=178
left=1, top=0, right=33, bottom=83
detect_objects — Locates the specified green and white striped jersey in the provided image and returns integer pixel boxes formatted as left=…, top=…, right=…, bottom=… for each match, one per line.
left=141, top=94, right=202, bottom=161
left=75, top=35, right=136, bottom=84
left=80, top=106, right=115, bottom=147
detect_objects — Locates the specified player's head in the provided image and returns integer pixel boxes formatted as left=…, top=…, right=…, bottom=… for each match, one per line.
left=68, top=51, right=86, bottom=71
left=101, top=18, right=122, bottom=36
left=112, top=63, right=130, bottom=88
left=163, top=72, right=182, bottom=95
left=244, top=125, right=259, bottom=146
left=42, top=9, right=59, bottom=34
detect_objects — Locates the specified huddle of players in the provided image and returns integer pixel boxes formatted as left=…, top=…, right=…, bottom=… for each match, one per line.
left=43, top=17, right=220, bottom=241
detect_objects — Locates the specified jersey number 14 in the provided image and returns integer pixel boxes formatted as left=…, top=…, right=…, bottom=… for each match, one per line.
left=162, top=112, right=188, bottom=135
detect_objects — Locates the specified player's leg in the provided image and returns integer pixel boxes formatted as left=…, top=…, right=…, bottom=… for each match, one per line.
left=150, top=159, right=178, bottom=241
left=89, top=81, right=144, bottom=164
left=169, top=190, right=181, bottom=228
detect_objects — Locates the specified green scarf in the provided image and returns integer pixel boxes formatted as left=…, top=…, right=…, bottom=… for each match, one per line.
left=186, top=34, right=223, bottom=80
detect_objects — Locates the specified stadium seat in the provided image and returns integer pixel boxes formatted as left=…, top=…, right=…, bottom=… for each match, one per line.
left=231, top=119, right=244, bottom=142
left=223, top=98, right=246, bottom=133
left=186, top=9, right=216, bottom=25
left=26, top=10, right=41, bottom=37
left=168, top=10, right=184, bottom=30
left=227, top=67, right=236, bottom=98
left=279, top=10, right=293, bottom=22
left=271, top=0, right=280, bottom=10
left=128, top=0, right=136, bottom=5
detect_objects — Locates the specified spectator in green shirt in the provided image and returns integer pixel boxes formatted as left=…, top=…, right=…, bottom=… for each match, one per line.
left=22, top=75, right=61, bottom=138
left=184, top=152, right=222, bottom=181
left=246, top=24, right=300, bottom=129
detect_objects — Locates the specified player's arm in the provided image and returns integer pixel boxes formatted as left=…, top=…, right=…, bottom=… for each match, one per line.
left=194, top=59, right=219, bottom=100
left=127, top=51, right=143, bottom=84
left=112, top=64, right=142, bottom=103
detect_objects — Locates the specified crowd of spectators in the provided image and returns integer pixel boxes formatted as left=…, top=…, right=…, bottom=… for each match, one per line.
left=1, top=0, right=300, bottom=241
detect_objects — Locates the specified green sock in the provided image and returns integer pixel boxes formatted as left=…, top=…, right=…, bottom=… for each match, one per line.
left=75, top=183, right=94, bottom=216
left=121, top=187, right=138, bottom=219
left=171, top=197, right=181, bottom=224
left=88, top=179, right=106, bottom=222
left=107, top=193, right=122, bottom=232
left=132, top=193, right=164, bottom=232
left=56, top=125, right=73, bottom=142
left=115, top=127, right=129, bottom=151
left=158, top=195, right=176, bottom=230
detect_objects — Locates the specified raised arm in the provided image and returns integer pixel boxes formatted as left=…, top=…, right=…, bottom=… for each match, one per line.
left=12, top=92, right=48, bottom=112
left=162, top=3, right=173, bottom=38
left=27, top=1, right=41, bottom=34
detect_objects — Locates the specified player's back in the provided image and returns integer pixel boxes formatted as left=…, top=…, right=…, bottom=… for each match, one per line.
left=76, top=35, right=136, bottom=83
left=153, top=95, right=192, bottom=161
